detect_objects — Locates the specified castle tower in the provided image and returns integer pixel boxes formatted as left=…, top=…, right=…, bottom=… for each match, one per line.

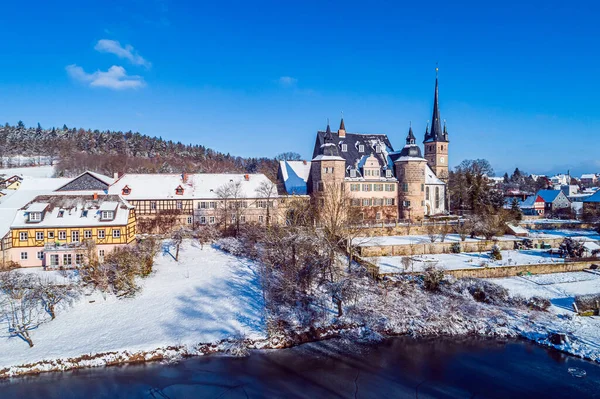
left=308, top=121, right=346, bottom=196
left=423, top=68, right=449, bottom=183
left=395, top=125, right=427, bottom=220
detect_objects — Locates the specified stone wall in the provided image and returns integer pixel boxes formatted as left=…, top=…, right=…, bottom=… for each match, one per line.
left=443, top=261, right=597, bottom=279
left=358, top=237, right=564, bottom=257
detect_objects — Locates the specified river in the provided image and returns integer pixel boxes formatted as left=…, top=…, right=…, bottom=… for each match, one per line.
left=1, top=337, right=599, bottom=398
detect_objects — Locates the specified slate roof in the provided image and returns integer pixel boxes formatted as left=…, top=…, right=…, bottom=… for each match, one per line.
left=312, top=126, right=395, bottom=179
left=55, top=171, right=114, bottom=192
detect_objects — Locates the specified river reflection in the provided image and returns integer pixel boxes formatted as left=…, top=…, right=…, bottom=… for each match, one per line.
left=1, top=337, right=599, bottom=399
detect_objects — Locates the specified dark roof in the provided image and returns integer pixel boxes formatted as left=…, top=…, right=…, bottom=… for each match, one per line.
left=339, top=118, right=346, bottom=131
left=583, top=190, right=600, bottom=203
left=55, top=171, right=110, bottom=192
left=398, top=126, right=423, bottom=158
left=312, top=128, right=395, bottom=177
left=315, top=123, right=343, bottom=158
left=424, top=74, right=449, bottom=143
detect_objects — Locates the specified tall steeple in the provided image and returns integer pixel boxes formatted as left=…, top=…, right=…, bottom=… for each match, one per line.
left=424, top=67, right=448, bottom=143
left=338, top=113, right=346, bottom=138
left=406, top=123, right=415, bottom=145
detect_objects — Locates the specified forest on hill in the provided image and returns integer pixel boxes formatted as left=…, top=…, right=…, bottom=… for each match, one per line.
left=0, top=122, right=290, bottom=179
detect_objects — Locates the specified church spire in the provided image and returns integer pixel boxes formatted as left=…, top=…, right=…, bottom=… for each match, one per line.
left=406, top=122, right=416, bottom=145
left=424, top=67, right=448, bottom=143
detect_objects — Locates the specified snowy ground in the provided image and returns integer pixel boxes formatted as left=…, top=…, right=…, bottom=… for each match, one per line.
left=492, top=272, right=600, bottom=361
left=0, top=165, right=55, bottom=178
left=369, top=249, right=566, bottom=274
left=0, top=240, right=266, bottom=370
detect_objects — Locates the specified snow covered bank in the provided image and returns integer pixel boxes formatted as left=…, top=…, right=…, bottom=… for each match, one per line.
left=492, top=272, right=600, bottom=361
left=0, top=165, right=55, bottom=178
left=0, top=241, right=266, bottom=376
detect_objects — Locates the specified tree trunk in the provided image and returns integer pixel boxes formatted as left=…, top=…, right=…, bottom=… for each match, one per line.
left=336, top=298, right=343, bottom=317
left=175, top=244, right=180, bottom=261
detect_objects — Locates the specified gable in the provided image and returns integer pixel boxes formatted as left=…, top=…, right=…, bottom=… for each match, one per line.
left=55, top=172, right=110, bottom=192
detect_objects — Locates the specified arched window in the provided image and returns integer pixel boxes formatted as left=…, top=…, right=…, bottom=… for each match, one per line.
left=435, top=187, right=440, bottom=208
left=425, top=186, right=430, bottom=200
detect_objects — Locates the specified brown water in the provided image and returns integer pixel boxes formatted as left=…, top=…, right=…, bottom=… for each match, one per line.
left=1, top=337, right=599, bottom=398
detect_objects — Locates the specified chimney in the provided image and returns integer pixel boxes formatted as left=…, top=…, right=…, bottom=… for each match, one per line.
left=244, top=174, right=250, bottom=181
left=113, top=172, right=119, bottom=180
left=93, top=192, right=98, bottom=201
left=182, top=172, right=189, bottom=183
left=302, top=160, right=307, bottom=165
left=338, top=115, right=346, bottom=138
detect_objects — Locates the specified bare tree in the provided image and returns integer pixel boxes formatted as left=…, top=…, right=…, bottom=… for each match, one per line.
left=33, top=276, right=80, bottom=320
left=0, top=272, right=44, bottom=347
left=426, top=222, right=439, bottom=243
left=255, top=180, right=277, bottom=227
left=439, top=221, right=449, bottom=243
left=215, top=179, right=247, bottom=236
left=172, top=228, right=185, bottom=261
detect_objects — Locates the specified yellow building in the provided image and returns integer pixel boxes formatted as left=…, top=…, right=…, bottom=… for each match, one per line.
left=0, top=175, right=23, bottom=190
left=7, top=194, right=136, bottom=268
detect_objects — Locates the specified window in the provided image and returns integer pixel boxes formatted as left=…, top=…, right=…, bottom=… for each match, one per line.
left=112, top=229, right=121, bottom=238
left=421, top=184, right=424, bottom=192
left=375, top=145, right=382, bottom=153
left=362, top=184, right=372, bottom=192
left=98, top=229, right=105, bottom=239
left=240, top=215, right=246, bottom=223
left=35, top=231, right=44, bottom=241
left=374, top=198, right=384, bottom=206
left=58, top=210, right=65, bottom=218
left=21, top=252, right=28, bottom=260
left=376, top=212, right=381, bottom=220
left=317, top=182, right=324, bottom=192
left=374, top=184, right=383, bottom=192
left=258, top=215, right=264, bottom=223
left=440, top=157, right=445, bottom=164
left=63, top=254, right=72, bottom=266
left=175, top=186, right=184, bottom=195
left=350, top=184, right=360, bottom=191
left=122, top=186, right=131, bottom=195
left=150, top=201, right=157, bottom=210
left=71, top=231, right=80, bottom=242
left=402, top=183, right=408, bottom=192
left=84, top=230, right=92, bottom=239
left=209, top=202, right=217, bottom=209
left=199, top=201, right=207, bottom=209
left=386, top=169, right=392, bottom=178
left=426, top=186, right=430, bottom=200
left=435, top=187, right=441, bottom=208
left=29, top=212, right=41, bottom=222
left=341, top=144, right=347, bottom=152
left=362, top=199, right=372, bottom=206
left=98, top=250, right=105, bottom=261
left=386, top=198, right=395, bottom=206
left=76, top=254, right=84, bottom=265
left=403, top=200, right=411, bottom=207
left=385, top=184, right=395, bottom=192
left=209, top=216, right=215, bottom=224
left=37, top=251, right=44, bottom=260
left=200, top=216, right=206, bottom=224
left=101, top=211, right=114, bottom=220
left=231, top=215, right=236, bottom=223
left=421, top=200, right=425, bottom=206
left=19, top=232, right=28, bottom=241
left=81, top=210, right=88, bottom=218
left=365, top=169, right=370, bottom=177
left=351, top=199, right=361, bottom=206
left=50, top=254, right=59, bottom=266
left=176, top=201, right=183, bottom=209
left=358, top=144, right=364, bottom=153
left=59, top=231, right=67, bottom=240
left=350, top=169, right=356, bottom=178
left=47, top=231, right=55, bottom=239
left=187, top=216, right=193, bottom=224
left=257, top=200, right=266, bottom=209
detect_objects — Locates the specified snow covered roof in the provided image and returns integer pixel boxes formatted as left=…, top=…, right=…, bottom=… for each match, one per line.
left=581, top=174, right=597, bottom=179
left=279, top=161, right=311, bottom=195
left=537, top=190, right=562, bottom=203
left=108, top=173, right=277, bottom=200
left=25, top=202, right=49, bottom=212
left=425, top=164, right=444, bottom=185
left=11, top=195, right=131, bottom=229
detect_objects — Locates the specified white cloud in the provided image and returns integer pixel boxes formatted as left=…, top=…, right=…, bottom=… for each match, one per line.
left=66, top=64, right=146, bottom=90
left=278, top=76, right=298, bottom=88
left=94, top=39, right=151, bottom=68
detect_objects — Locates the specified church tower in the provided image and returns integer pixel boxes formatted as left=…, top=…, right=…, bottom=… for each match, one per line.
left=423, top=68, right=449, bottom=183
left=308, top=121, right=346, bottom=196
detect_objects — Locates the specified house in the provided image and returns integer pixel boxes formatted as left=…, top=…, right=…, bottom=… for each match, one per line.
left=536, top=189, right=571, bottom=215
left=550, top=174, right=570, bottom=186
left=581, top=174, right=598, bottom=188
left=0, top=175, right=23, bottom=190
left=7, top=194, right=136, bottom=268
left=583, top=190, right=600, bottom=221
left=507, top=195, right=545, bottom=216
left=301, top=71, right=448, bottom=221
left=560, top=184, right=579, bottom=197
left=108, top=173, right=281, bottom=232
left=278, top=160, right=311, bottom=195
left=54, top=170, right=114, bottom=193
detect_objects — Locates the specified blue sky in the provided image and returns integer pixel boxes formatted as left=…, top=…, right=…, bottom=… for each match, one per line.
left=1, top=0, right=598, bottom=176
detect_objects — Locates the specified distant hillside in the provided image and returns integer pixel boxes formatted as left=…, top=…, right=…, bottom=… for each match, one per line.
left=0, top=122, right=278, bottom=179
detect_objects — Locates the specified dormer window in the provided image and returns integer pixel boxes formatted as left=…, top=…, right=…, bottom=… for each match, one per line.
left=175, top=185, right=184, bottom=195
left=122, top=185, right=131, bottom=195
left=350, top=169, right=357, bottom=178
left=81, top=210, right=88, bottom=218
left=386, top=169, right=392, bottom=178
left=58, top=210, right=65, bottom=218
left=101, top=211, right=114, bottom=220
left=29, top=212, right=41, bottom=222
left=359, top=145, right=364, bottom=153
left=376, top=145, right=382, bottom=153
left=341, top=144, right=347, bottom=152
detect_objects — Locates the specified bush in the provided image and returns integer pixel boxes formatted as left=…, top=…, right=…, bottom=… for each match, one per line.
left=526, top=296, right=551, bottom=311
left=214, top=237, right=246, bottom=257
left=461, top=279, right=510, bottom=305
left=422, top=265, right=444, bottom=291
left=450, top=242, right=461, bottom=254
left=0, top=260, right=21, bottom=271
left=490, top=245, right=502, bottom=261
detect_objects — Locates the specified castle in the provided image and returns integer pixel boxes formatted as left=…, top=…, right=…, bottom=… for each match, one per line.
left=280, top=71, right=449, bottom=221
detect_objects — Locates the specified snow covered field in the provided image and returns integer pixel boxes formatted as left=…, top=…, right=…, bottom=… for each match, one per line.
left=492, top=272, right=600, bottom=361
left=369, top=249, right=565, bottom=274
left=0, top=241, right=266, bottom=370
left=0, top=165, right=55, bottom=178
